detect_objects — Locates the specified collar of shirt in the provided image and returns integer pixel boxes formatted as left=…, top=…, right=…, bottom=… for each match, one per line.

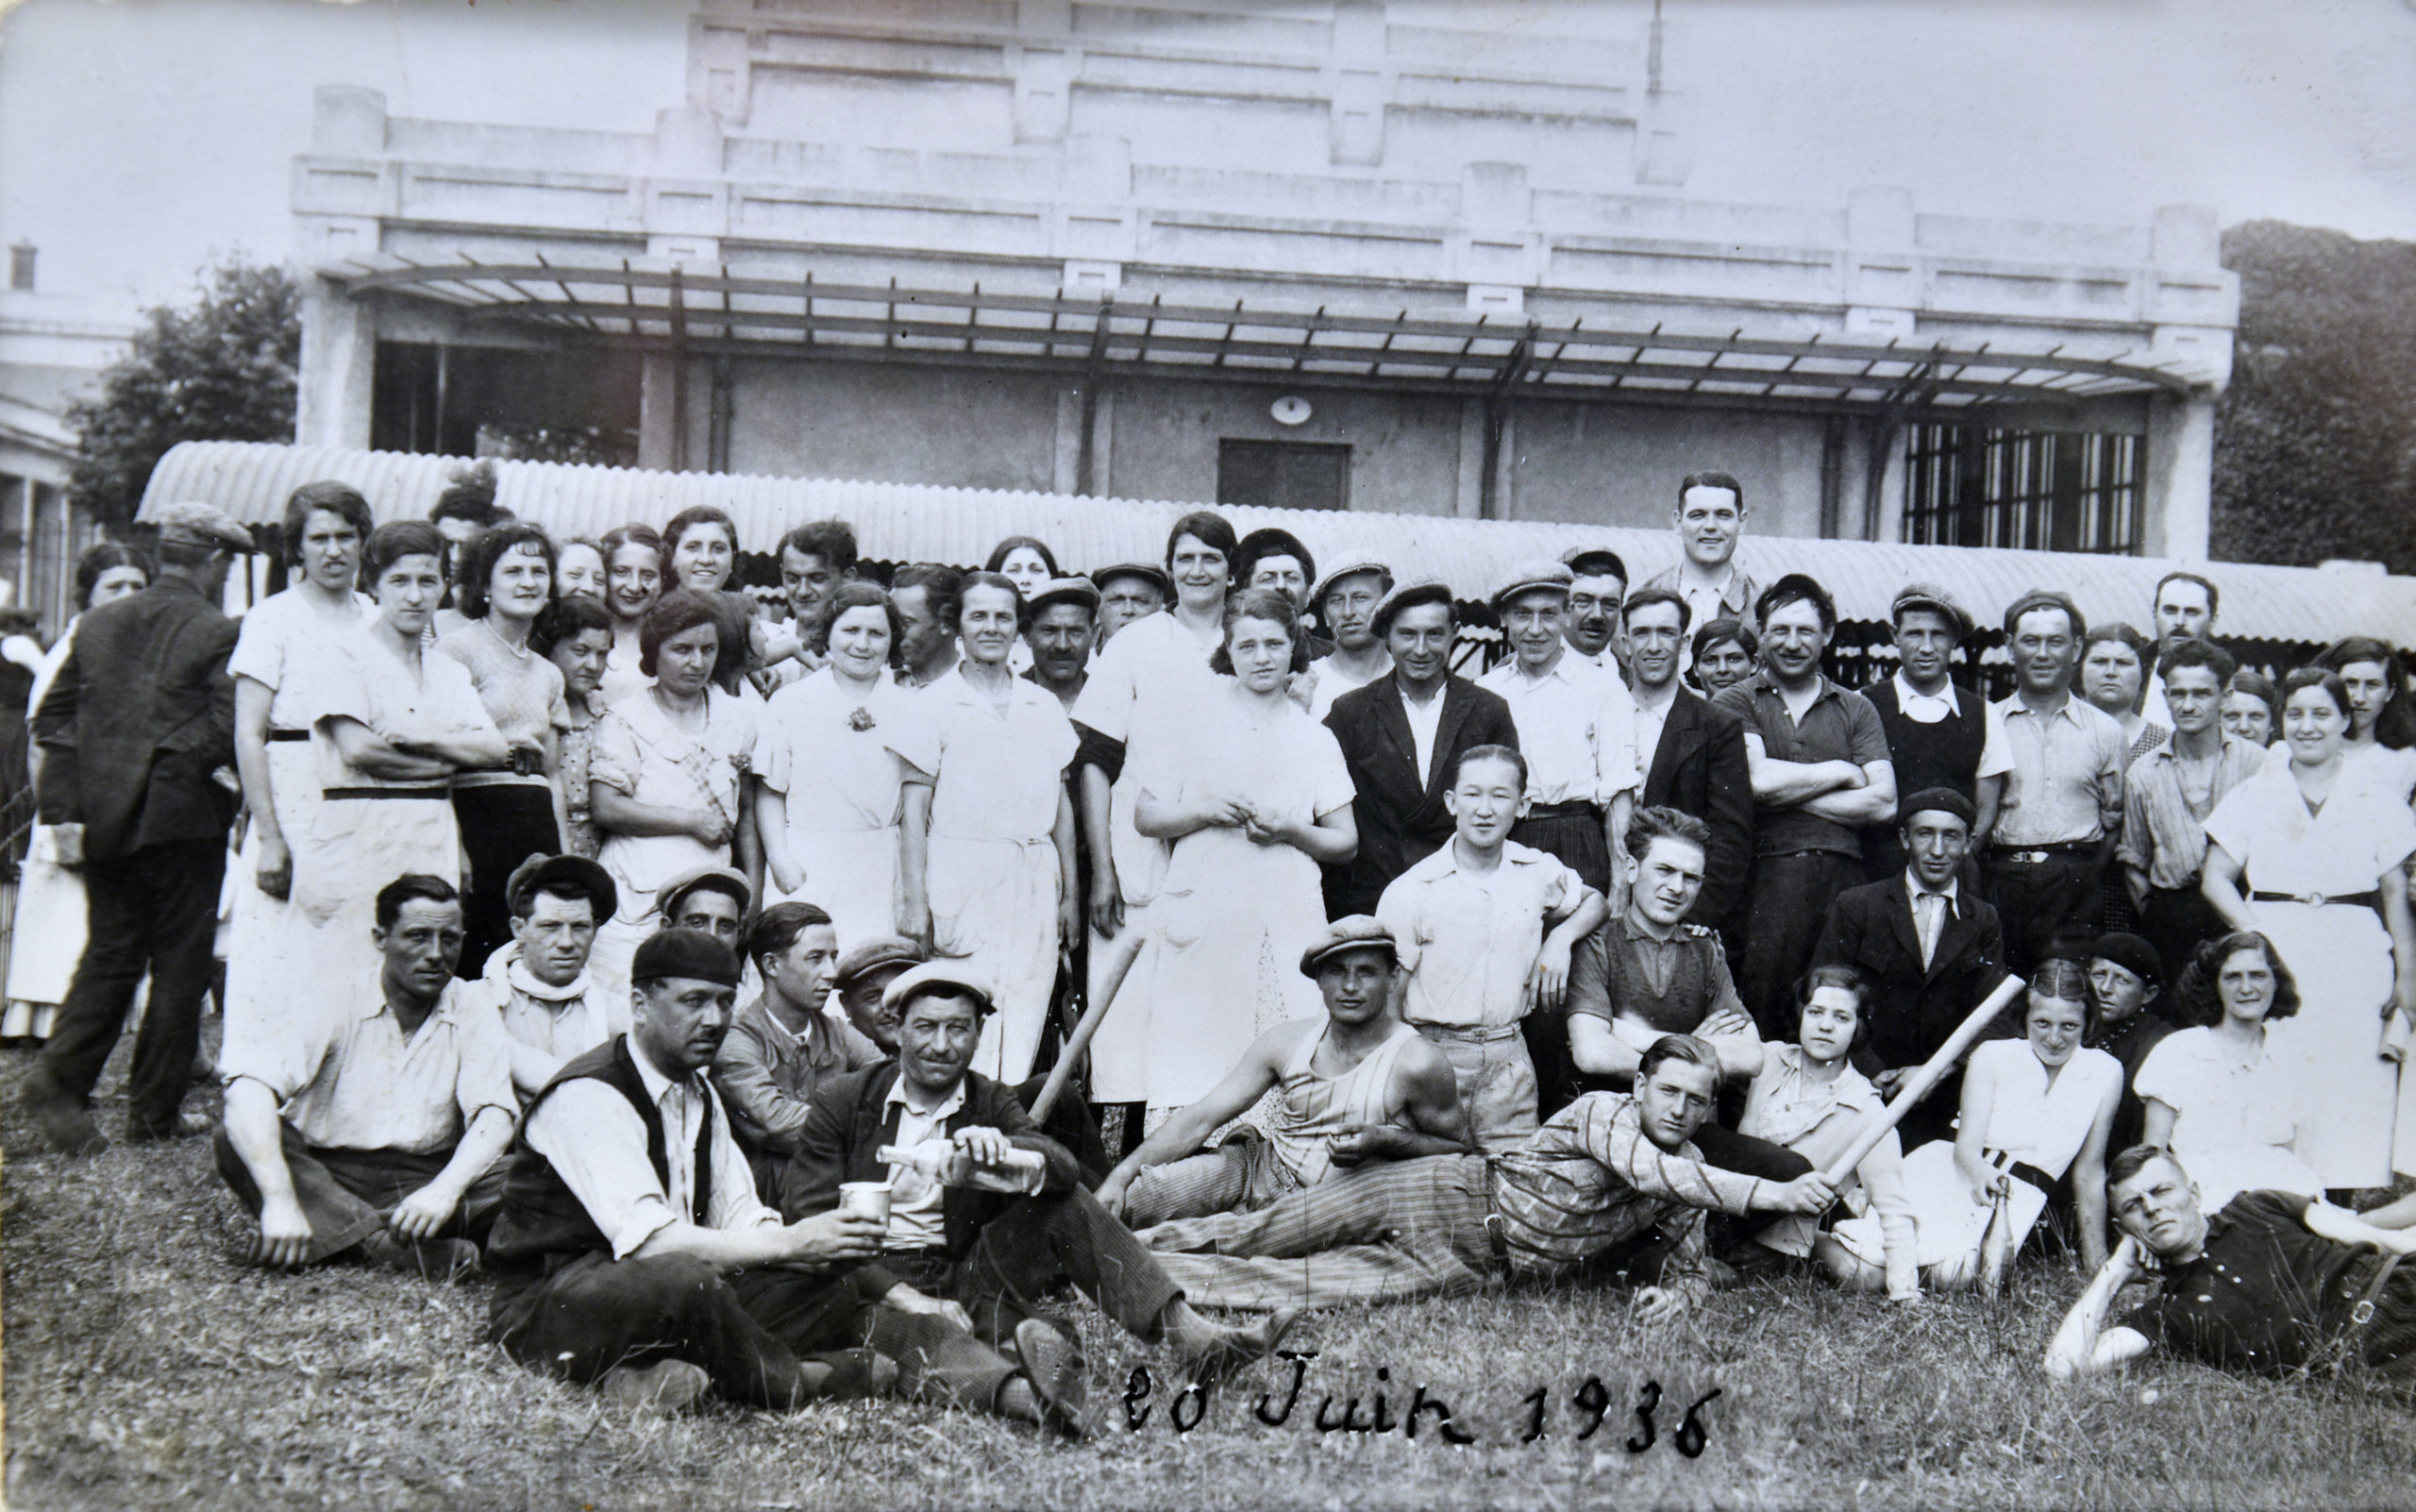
left=507, top=955, right=593, bottom=1004
left=1403, top=838, right=1546, bottom=883
left=886, top=1072, right=968, bottom=1124
left=1999, top=692, right=2094, bottom=729
left=940, top=664, right=1050, bottom=716
left=1490, top=653, right=1593, bottom=692
left=1746, top=669, right=1844, bottom=712
left=1902, top=869, right=1961, bottom=909
left=627, top=1032, right=705, bottom=1112
left=359, top=978, right=473, bottom=1033
left=1892, top=672, right=1964, bottom=719
left=1767, top=1044, right=1885, bottom=1116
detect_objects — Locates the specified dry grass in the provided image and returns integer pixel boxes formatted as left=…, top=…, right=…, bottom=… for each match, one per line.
left=8, top=1052, right=2416, bottom=1511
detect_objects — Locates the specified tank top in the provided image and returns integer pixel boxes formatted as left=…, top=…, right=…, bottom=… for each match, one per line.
left=1263, top=1021, right=1423, bottom=1188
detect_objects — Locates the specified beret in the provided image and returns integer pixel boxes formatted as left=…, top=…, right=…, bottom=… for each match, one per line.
left=1896, top=786, right=1977, bottom=828
left=2089, top=932, right=2165, bottom=985
left=631, top=927, right=744, bottom=988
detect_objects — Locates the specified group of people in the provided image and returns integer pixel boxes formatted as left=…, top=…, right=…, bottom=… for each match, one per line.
left=14, top=466, right=2416, bottom=1426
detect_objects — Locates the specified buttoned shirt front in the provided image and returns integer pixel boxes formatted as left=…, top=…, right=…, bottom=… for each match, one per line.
left=1638, top=563, right=1759, bottom=669
left=882, top=1076, right=968, bottom=1249
left=2119, top=1190, right=2378, bottom=1375
left=1632, top=688, right=1676, bottom=776
left=1991, top=693, right=2127, bottom=848
left=1477, top=651, right=1639, bottom=807
left=1904, top=870, right=1962, bottom=969
left=222, top=978, right=517, bottom=1154
left=1889, top=674, right=2014, bottom=779
left=522, top=1035, right=781, bottom=1258
left=1377, top=839, right=1579, bottom=1029
left=2119, top=735, right=2266, bottom=890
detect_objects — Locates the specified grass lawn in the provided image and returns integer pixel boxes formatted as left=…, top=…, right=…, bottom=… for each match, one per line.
left=8, top=1052, right=2416, bottom=1511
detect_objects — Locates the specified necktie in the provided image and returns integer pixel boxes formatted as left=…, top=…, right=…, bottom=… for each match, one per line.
left=1915, top=892, right=1947, bottom=969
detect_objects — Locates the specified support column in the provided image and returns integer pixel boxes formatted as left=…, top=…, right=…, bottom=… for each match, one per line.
left=294, top=276, right=375, bottom=450
left=638, top=354, right=680, bottom=472
left=2143, top=393, right=2216, bottom=562
left=1053, top=386, right=1083, bottom=495
left=1454, top=398, right=1485, bottom=518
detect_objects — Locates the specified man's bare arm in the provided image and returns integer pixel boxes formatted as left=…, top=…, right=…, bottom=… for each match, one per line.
left=2043, top=1235, right=2153, bottom=1378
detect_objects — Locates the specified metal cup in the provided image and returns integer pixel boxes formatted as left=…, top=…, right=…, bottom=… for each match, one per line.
left=838, top=1181, right=893, bottom=1223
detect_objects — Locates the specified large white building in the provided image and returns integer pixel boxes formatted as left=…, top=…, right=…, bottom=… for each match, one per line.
left=289, top=0, right=2237, bottom=559
left=0, top=257, right=134, bottom=634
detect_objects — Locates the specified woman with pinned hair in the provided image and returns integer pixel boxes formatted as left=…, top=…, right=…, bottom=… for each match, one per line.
left=2316, top=635, right=2416, bottom=801
left=1127, top=589, right=1358, bottom=1118
left=2133, top=931, right=2322, bottom=1210
left=436, top=520, right=568, bottom=977
left=287, top=521, right=507, bottom=996
left=754, top=580, right=926, bottom=951
left=1, top=543, right=152, bottom=1043
left=2202, top=666, right=2416, bottom=1185
left=585, top=587, right=763, bottom=1000
left=221, top=482, right=377, bottom=1042
left=2222, top=669, right=2280, bottom=749
left=985, top=533, right=1062, bottom=676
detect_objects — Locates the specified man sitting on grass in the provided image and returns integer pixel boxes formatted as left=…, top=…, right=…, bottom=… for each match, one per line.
left=216, top=874, right=516, bottom=1279
left=2044, top=1145, right=2416, bottom=1389
left=464, top=853, right=626, bottom=1102
left=781, top=963, right=1300, bottom=1429
left=1095, top=916, right=1472, bottom=1226
left=1133, top=1035, right=1836, bottom=1319
left=486, top=929, right=1065, bottom=1423
left=711, top=901, right=885, bottom=1197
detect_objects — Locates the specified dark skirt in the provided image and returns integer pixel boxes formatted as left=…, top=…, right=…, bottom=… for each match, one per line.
left=452, top=781, right=562, bottom=980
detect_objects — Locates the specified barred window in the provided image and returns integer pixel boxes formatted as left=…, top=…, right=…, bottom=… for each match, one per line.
left=1903, top=424, right=2144, bottom=555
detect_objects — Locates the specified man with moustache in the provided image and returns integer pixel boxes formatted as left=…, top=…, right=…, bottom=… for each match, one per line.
left=2139, top=570, right=2223, bottom=731
left=1988, top=590, right=2127, bottom=975
left=1561, top=546, right=1630, bottom=675
left=1622, top=587, right=1753, bottom=932
left=1639, top=474, right=1759, bottom=676
left=1020, top=577, right=1100, bottom=713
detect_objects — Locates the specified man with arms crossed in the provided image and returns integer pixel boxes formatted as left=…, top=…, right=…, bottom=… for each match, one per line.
left=1096, top=916, right=1472, bottom=1225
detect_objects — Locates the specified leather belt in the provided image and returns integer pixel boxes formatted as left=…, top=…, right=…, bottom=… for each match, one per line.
left=323, top=785, right=451, bottom=801
left=2253, top=889, right=2381, bottom=910
left=1522, top=799, right=1602, bottom=822
left=266, top=729, right=310, bottom=743
left=1991, top=845, right=2093, bottom=865
left=2350, top=1252, right=2405, bottom=1330
left=1415, top=1021, right=1525, bottom=1045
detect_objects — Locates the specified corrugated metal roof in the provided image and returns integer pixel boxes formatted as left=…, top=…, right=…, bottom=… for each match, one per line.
left=143, top=440, right=2416, bottom=647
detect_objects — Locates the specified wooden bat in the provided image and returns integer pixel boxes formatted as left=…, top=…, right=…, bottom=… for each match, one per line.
left=1819, top=972, right=2027, bottom=1186
left=1027, top=922, right=1150, bottom=1126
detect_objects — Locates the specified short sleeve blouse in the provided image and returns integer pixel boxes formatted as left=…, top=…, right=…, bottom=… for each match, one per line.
left=1968, top=1036, right=2121, bottom=1179
left=756, top=666, right=923, bottom=831
left=2203, top=759, right=2416, bottom=897
left=590, top=684, right=761, bottom=919
left=311, top=630, right=502, bottom=791
left=889, top=667, right=1078, bottom=842
left=2133, top=1025, right=2304, bottom=1162
left=228, top=588, right=378, bottom=729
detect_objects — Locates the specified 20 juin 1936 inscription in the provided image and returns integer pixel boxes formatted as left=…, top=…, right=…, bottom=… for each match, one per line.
left=1121, top=1352, right=1724, bottom=1453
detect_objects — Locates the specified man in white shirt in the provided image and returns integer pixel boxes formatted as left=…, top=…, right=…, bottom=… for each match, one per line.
left=466, top=853, right=627, bottom=1101
left=1559, top=546, right=1629, bottom=675
left=216, top=874, right=516, bottom=1279
left=1637, top=473, right=1759, bottom=672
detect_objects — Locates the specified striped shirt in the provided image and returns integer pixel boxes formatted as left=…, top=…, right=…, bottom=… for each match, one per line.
left=2118, top=734, right=2266, bottom=891
left=1492, top=1092, right=1770, bottom=1301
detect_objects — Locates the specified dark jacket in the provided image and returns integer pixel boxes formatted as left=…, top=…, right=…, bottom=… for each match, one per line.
left=1638, top=686, right=1753, bottom=929
left=34, top=575, right=239, bottom=860
left=1813, top=875, right=2012, bottom=1072
left=780, top=1060, right=1080, bottom=1264
left=1323, top=672, right=1518, bottom=917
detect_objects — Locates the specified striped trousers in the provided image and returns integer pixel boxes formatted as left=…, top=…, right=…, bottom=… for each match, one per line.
left=1136, top=1154, right=1497, bottom=1311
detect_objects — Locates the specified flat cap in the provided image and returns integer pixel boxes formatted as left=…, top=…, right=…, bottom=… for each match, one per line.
left=1090, top=562, right=1172, bottom=598
left=1371, top=579, right=1456, bottom=636
left=833, top=935, right=928, bottom=990
left=1890, top=581, right=1975, bottom=643
left=1896, top=785, right=1977, bottom=828
left=504, top=852, right=618, bottom=923
left=1490, top=559, right=1574, bottom=611
left=1560, top=546, right=1629, bottom=580
left=631, top=927, right=744, bottom=988
left=656, top=864, right=752, bottom=921
left=1311, top=551, right=1393, bottom=609
left=1299, top=915, right=1401, bottom=977
left=1026, top=576, right=1101, bottom=616
left=2089, top=932, right=2165, bottom=986
left=881, top=960, right=998, bottom=1017
left=154, top=502, right=259, bottom=553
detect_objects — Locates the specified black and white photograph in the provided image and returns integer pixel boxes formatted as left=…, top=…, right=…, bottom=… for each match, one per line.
left=4, top=0, right=2416, bottom=1505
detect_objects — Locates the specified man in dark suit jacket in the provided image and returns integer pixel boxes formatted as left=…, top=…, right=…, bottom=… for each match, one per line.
left=1812, top=788, right=2012, bottom=1150
left=1622, top=588, right=1752, bottom=931
left=25, top=503, right=255, bottom=1154
left=781, top=963, right=1293, bottom=1386
left=1322, top=580, right=1518, bottom=917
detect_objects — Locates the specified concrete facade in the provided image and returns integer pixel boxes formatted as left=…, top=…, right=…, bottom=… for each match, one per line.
left=290, top=0, right=2238, bottom=559
left=0, top=287, right=134, bottom=636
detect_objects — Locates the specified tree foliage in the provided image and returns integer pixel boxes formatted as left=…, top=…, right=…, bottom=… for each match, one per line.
left=2212, top=221, right=2416, bottom=572
left=65, top=258, right=301, bottom=529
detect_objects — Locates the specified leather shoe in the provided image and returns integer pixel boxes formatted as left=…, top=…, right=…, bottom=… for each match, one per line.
left=1015, top=1317, right=1103, bottom=1439
left=597, top=1359, right=712, bottom=1415
left=26, top=1088, right=109, bottom=1157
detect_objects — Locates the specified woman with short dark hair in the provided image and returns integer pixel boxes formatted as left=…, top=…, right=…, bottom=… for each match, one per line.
left=533, top=593, right=614, bottom=860
left=2134, top=932, right=2321, bottom=1209
left=597, top=523, right=663, bottom=704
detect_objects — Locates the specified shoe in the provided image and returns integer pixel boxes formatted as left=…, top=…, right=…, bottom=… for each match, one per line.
left=597, top=1359, right=712, bottom=1415
left=25, top=1086, right=109, bottom=1157
left=127, top=1112, right=212, bottom=1143
left=1014, top=1317, right=1103, bottom=1439
left=357, top=1232, right=480, bottom=1283
left=1175, top=1307, right=1300, bottom=1387
left=802, top=1348, right=898, bottom=1403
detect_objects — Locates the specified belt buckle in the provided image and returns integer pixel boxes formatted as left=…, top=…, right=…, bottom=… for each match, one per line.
left=1484, top=1210, right=1509, bottom=1261
left=2306, top=892, right=2328, bottom=909
left=2354, top=1298, right=2377, bottom=1326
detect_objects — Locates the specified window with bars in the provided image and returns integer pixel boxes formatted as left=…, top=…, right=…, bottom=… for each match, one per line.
left=1902, top=423, right=2144, bottom=555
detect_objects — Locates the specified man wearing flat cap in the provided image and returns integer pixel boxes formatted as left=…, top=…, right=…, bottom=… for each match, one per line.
left=1096, top=916, right=1471, bottom=1226
left=1812, top=786, right=2013, bottom=1149
left=1303, top=552, right=1394, bottom=723
left=1559, top=546, right=1629, bottom=675
left=24, top=501, right=255, bottom=1153
left=1021, top=577, right=1099, bottom=713
left=781, top=962, right=1298, bottom=1424
left=1323, top=580, right=1519, bottom=917
left=462, top=852, right=627, bottom=1100
left=658, top=864, right=752, bottom=950
left=1088, top=563, right=1168, bottom=647
left=1860, top=583, right=2013, bottom=884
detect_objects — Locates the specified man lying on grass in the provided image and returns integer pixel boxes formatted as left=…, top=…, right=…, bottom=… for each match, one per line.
left=780, top=963, right=1298, bottom=1434
left=2043, top=1144, right=2416, bottom=1389
left=216, top=873, right=516, bottom=1280
left=1133, top=1033, right=1837, bottom=1319
left=1094, top=915, right=1472, bottom=1227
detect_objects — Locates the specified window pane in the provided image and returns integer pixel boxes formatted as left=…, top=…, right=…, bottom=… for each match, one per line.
left=1902, top=422, right=2142, bottom=555
left=1217, top=439, right=1351, bottom=512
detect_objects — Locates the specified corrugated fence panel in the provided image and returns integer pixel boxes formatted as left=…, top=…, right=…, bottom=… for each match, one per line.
left=142, top=441, right=2416, bottom=647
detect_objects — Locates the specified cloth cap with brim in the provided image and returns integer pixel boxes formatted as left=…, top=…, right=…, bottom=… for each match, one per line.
left=153, top=502, right=260, bottom=553
left=505, top=852, right=618, bottom=923
left=1299, top=915, right=1401, bottom=977
left=656, top=864, right=752, bottom=921
left=833, top=935, right=928, bottom=990
left=2090, top=932, right=2164, bottom=986
left=1371, top=579, right=1456, bottom=636
left=1890, top=582, right=1976, bottom=643
left=1490, top=560, right=1576, bottom=611
left=631, top=927, right=744, bottom=988
left=1026, top=577, right=1102, bottom=616
left=881, top=961, right=998, bottom=1017
left=1896, top=786, right=1977, bottom=829
left=1311, top=552, right=1393, bottom=608
left=1560, top=546, right=1627, bottom=579
left=1090, top=562, right=1172, bottom=598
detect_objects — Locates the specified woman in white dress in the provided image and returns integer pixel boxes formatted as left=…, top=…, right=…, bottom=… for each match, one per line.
left=2134, top=930, right=2323, bottom=1209
left=756, top=581, right=924, bottom=950
left=1070, top=511, right=1235, bottom=1113
left=2317, top=636, right=2416, bottom=801
left=597, top=523, right=663, bottom=707
left=1858, top=960, right=2120, bottom=1288
left=2, top=544, right=151, bottom=1042
left=1740, top=965, right=1919, bottom=1302
left=291, top=522, right=507, bottom=998
left=1131, top=589, right=1358, bottom=1118
left=2202, top=666, right=2416, bottom=1186
left=586, top=588, right=762, bottom=1003
left=893, top=572, right=1079, bottom=1084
